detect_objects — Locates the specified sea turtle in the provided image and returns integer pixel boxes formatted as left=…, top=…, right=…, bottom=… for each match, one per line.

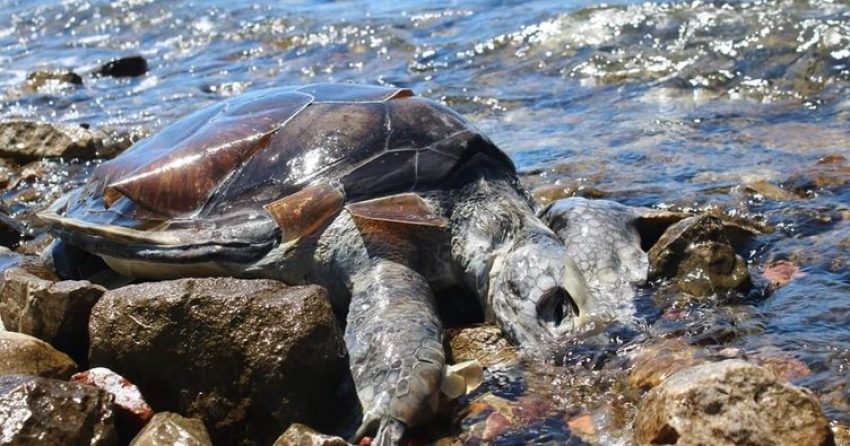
left=38, top=84, right=594, bottom=444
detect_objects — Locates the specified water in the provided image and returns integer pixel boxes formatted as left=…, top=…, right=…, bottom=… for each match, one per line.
left=2, top=0, right=849, bottom=443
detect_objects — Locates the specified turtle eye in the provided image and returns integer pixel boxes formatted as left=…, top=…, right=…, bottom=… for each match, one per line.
left=536, top=288, right=577, bottom=327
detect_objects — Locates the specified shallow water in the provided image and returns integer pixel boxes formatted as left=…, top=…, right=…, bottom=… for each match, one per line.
left=2, top=0, right=849, bottom=443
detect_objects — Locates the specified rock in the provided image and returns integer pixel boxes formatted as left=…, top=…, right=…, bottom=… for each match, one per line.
left=0, top=121, right=124, bottom=161
left=0, top=267, right=105, bottom=365
left=88, top=278, right=354, bottom=446
left=0, top=374, right=117, bottom=445
left=750, top=349, right=812, bottom=381
left=72, top=367, right=154, bottom=439
left=633, top=359, right=834, bottom=446
left=272, top=423, right=348, bottom=446
left=647, top=214, right=751, bottom=296
left=97, top=56, right=148, bottom=78
left=0, top=331, right=78, bottom=379
left=445, top=325, right=518, bottom=368
left=24, top=69, right=84, bottom=93
left=745, top=180, right=800, bottom=201
left=786, top=155, right=850, bottom=195
left=128, top=412, right=212, bottom=446
left=456, top=392, right=579, bottom=444
left=628, top=339, right=707, bottom=391
left=0, top=212, right=25, bottom=250
left=762, top=259, right=805, bottom=288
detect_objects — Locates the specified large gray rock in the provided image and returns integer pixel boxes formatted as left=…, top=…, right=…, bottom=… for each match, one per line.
left=89, top=278, right=354, bottom=446
left=0, top=374, right=117, bottom=446
left=0, top=267, right=105, bottom=364
left=633, top=359, right=834, bottom=446
left=0, top=331, right=78, bottom=379
left=128, top=412, right=212, bottom=446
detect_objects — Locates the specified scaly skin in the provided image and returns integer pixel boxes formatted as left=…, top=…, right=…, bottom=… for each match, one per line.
left=541, top=197, right=647, bottom=293
left=448, top=167, right=593, bottom=347
left=346, top=259, right=444, bottom=444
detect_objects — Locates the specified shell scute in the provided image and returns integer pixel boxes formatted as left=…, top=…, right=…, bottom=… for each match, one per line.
left=96, top=88, right=313, bottom=217
left=207, top=101, right=388, bottom=212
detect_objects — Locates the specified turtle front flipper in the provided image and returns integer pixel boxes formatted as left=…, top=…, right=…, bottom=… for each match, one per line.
left=346, top=258, right=444, bottom=445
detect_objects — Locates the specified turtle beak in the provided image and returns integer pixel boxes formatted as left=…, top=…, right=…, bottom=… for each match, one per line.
left=560, top=257, right=593, bottom=329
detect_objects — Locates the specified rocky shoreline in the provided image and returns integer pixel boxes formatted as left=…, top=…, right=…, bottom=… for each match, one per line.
left=0, top=109, right=844, bottom=445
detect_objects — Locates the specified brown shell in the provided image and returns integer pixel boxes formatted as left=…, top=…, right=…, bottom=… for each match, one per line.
left=59, top=83, right=514, bottom=230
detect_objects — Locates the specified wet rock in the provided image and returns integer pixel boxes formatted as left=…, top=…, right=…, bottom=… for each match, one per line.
left=72, top=367, right=154, bottom=439
left=88, top=278, right=353, bottom=446
left=529, top=184, right=608, bottom=205
left=272, top=423, right=348, bottom=446
left=647, top=214, right=751, bottom=297
left=628, top=339, right=708, bottom=391
left=0, top=212, right=25, bottom=249
left=745, top=180, right=800, bottom=201
left=0, top=374, right=117, bottom=445
left=0, top=247, right=25, bottom=275
left=633, top=359, right=834, bottom=446
left=445, top=325, right=518, bottom=368
left=24, top=69, right=84, bottom=92
left=750, top=349, right=812, bottom=382
left=834, top=425, right=850, bottom=446
left=0, top=267, right=105, bottom=365
left=0, top=121, right=124, bottom=161
left=128, top=412, right=212, bottom=446
left=786, top=154, right=850, bottom=195
left=0, top=248, right=60, bottom=280
left=762, top=259, right=806, bottom=288
left=0, top=331, right=78, bottom=379
left=97, top=56, right=149, bottom=78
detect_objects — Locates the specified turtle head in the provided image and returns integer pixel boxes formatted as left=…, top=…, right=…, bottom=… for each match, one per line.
left=489, top=240, right=594, bottom=349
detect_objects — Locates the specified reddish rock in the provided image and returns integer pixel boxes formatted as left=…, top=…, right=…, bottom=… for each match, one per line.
left=72, top=367, right=154, bottom=436
left=762, top=259, right=806, bottom=288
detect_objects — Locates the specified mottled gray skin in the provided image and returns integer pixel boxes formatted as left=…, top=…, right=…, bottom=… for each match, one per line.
left=540, top=197, right=685, bottom=323
left=244, top=158, right=589, bottom=443
left=542, top=198, right=647, bottom=297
